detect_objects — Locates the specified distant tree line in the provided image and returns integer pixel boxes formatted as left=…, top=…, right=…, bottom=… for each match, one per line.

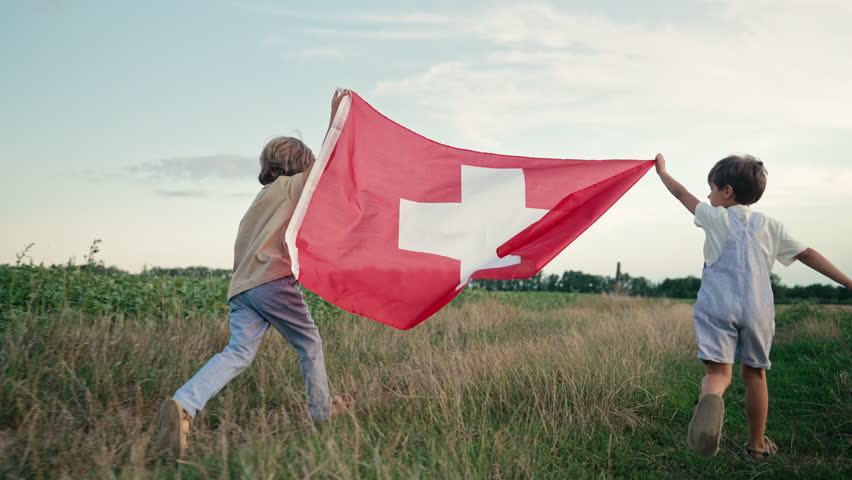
left=135, top=266, right=852, bottom=304
left=143, top=266, right=232, bottom=278
left=469, top=271, right=851, bottom=304
left=13, top=240, right=846, bottom=303
left=7, top=249, right=849, bottom=306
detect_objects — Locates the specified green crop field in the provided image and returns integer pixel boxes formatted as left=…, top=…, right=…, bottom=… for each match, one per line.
left=1, top=265, right=849, bottom=478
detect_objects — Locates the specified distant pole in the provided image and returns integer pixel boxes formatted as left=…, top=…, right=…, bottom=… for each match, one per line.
left=614, top=261, right=623, bottom=295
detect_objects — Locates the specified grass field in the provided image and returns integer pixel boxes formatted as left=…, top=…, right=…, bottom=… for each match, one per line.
left=1, top=267, right=850, bottom=479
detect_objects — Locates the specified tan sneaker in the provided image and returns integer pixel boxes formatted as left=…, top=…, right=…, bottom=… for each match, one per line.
left=158, top=398, right=192, bottom=458
left=687, top=393, right=724, bottom=457
left=330, top=395, right=354, bottom=417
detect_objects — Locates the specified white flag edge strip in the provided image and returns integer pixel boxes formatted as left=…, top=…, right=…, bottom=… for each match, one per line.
left=284, top=93, right=352, bottom=279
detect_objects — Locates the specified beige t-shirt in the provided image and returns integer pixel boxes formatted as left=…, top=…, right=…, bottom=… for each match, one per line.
left=228, top=172, right=307, bottom=300
left=694, top=203, right=807, bottom=269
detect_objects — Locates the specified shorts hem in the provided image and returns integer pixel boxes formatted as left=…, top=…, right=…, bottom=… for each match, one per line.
left=740, top=360, right=771, bottom=370
left=697, top=353, right=733, bottom=365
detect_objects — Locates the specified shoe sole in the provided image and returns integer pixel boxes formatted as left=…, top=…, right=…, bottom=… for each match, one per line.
left=687, top=394, right=724, bottom=457
left=158, top=398, right=183, bottom=458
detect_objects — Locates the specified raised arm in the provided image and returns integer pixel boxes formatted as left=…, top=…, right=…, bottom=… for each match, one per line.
left=301, top=89, right=351, bottom=187
left=327, top=88, right=349, bottom=135
left=795, top=248, right=852, bottom=289
left=655, top=153, right=700, bottom=215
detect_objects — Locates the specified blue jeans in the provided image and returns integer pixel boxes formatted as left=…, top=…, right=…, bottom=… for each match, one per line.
left=173, top=276, right=331, bottom=422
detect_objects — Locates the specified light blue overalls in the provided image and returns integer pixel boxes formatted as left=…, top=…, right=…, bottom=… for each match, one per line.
left=693, top=209, right=775, bottom=369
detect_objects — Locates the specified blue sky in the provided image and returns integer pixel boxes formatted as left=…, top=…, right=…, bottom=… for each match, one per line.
left=2, top=0, right=850, bottom=286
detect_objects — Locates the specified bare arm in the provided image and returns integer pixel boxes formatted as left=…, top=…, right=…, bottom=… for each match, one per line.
left=301, top=89, right=350, bottom=187
left=326, top=88, right=349, bottom=137
left=795, top=248, right=852, bottom=289
left=655, top=153, right=700, bottom=215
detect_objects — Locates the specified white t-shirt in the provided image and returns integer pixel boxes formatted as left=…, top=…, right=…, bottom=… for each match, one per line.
left=694, top=203, right=807, bottom=269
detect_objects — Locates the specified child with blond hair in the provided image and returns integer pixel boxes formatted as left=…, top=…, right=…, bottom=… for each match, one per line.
left=655, top=153, right=851, bottom=460
left=158, top=90, right=351, bottom=458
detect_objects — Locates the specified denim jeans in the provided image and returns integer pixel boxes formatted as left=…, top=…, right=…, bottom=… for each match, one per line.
left=173, top=275, right=331, bottom=422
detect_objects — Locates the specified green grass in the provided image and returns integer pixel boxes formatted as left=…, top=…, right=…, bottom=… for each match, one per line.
left=602, top=303, right=852, bottom=479
left=0, top=266, right=849, bottom=478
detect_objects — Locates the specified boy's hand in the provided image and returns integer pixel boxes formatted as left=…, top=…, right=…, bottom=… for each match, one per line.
left=654, top=152, right=699, bottom=214
left=328, top=89, right=350, bottom=131
left=655, top=153, right=666, bottom=174
left=331, top=89, right=350, bottom=116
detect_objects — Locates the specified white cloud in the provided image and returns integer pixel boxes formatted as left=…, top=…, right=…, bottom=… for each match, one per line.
left=302, top=26, right=457, bottom=40
left=763, top=164, right=852, bottom=206
left=120, top=154, right=261, bottom=198
left=130, top=154, right=257, bottom=181
left=155, top=189, right=210, bottom=198
left=366, top=1, right=852, bottom=149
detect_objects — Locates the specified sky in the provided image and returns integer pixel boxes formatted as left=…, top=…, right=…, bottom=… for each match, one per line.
left=2, top=0, right=850, bottom=287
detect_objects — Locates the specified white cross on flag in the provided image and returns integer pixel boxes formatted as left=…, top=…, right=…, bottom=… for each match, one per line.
left=286, top=92, right=654, bottom=330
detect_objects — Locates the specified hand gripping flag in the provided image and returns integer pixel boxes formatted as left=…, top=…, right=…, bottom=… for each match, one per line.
left=286, top=91, right=654, bottom=330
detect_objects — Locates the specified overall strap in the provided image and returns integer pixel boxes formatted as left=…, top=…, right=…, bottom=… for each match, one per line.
left=726, top=208, right=746, bottom=234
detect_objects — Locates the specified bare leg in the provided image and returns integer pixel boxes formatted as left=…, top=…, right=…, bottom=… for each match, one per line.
left=741, top=364, right=769, bottom=450
left=701, top=361, right=732, bottom=395
left=689, top=361, right=732, bottom=457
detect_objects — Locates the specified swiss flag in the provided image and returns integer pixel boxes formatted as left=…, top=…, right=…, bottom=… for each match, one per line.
left=286, top=92, right=654, bottom=330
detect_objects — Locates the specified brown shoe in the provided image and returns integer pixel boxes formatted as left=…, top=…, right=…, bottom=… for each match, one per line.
left=158, top=398, right=192, bottom=458
left=687, top=393, right=724, bottom=457
left=330, top=395, right=354, bottom=417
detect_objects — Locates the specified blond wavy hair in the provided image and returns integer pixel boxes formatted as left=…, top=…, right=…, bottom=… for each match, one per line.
left=258, top=136, right=315, bottom=185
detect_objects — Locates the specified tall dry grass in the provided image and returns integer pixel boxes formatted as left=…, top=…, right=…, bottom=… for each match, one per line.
left=2, top=295, right=695, bottom=478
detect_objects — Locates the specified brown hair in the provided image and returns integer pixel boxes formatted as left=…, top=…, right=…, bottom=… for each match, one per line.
left=707, top=154, right=767, bottom=205
left=258, top=136, right=315, bottom=185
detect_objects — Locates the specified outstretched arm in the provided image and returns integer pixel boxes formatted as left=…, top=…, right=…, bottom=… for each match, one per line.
left=655, top=153, right=699, bottom=215
left=795, top=248, right=852, bottom=289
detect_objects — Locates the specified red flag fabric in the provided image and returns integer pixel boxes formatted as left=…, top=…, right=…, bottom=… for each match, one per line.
left=286, top=92, right=654, bottom=330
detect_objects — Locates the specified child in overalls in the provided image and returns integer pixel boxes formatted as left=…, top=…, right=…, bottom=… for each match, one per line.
left=655, top=153, right=851, bottom=459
